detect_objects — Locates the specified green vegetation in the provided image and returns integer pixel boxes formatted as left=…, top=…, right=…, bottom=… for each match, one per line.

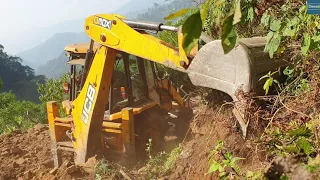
left=161, top=0, right=320, bottom=178
left=0, top=44, right=69, bottom=134
left=207, top=141, right=244, bottom=179
left=94, top=159, right=120, bottom=180
left=143, top=138, right=182, bottom=179
left=0, top=44, right=46, bottom=102
left=0, top=91, right=46, bottom=134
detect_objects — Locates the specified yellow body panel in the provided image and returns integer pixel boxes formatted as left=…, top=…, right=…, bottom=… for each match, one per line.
left=107, top=101, right=158, bottom=121
left=71, top=46, right=116, bottom=163
left=84, top=14, right=189, bottom=69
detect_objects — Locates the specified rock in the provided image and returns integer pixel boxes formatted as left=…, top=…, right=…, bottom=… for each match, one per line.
left=34, top=124, right=47, bottom=131
left=176, top=165, right=185, bottom=175
left=16, top=158, right=26, bottom=165
left=23, top=170, right=33, bottom=180
left=158, top=177, right=169, bottom=180
left=27, top=128, right=34, bottom=134
left=45, top=175, right=57, bottom=180
left=79, top=156, right=97, bottom=173
left=1, top=151, right=9, bottom=156
left=35, top=146, right=42, bottom=153
left=49, top=168, right=58, bottom=175
left=17, top=177, right=23, bottom=180
left=66, top=165, right=78, bottom=174
left=33, top=131, right=40, bottom=136
left=41, top=159, right=54, bottom=168
left=1, top=148, right=9, bottom=152
left=62, top=160, right=71, bottom=168
left=180, top=148, right=193, bottom=159
left=12, top=161, right=19, bottom=168
left=11, top=147, right=22, bottom=154
left=23, top=153, right=30, bottom=158
left=137, top=167, right=147, bottom=174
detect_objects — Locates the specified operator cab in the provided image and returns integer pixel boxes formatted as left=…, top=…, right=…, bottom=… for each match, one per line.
left=64, top=43, right=162, bottom=116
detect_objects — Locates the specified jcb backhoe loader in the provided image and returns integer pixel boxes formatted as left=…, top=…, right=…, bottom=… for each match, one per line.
left=48, top=40, right=186, bottom=167
left=47, top=14, right=287, bottom=167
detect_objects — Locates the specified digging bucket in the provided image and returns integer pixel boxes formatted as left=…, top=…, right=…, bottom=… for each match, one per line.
left=185, top=37, right=288, bottom=137
left=187, top=37, right=287, bottom=101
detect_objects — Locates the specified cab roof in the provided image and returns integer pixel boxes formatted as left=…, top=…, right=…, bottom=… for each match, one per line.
left=64, top=42, right=100, bottom=54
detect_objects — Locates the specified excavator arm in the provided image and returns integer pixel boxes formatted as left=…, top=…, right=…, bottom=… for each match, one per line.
left=84, top=14, right=192, bottom=71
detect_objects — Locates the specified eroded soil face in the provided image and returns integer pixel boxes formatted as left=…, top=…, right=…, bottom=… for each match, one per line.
left=166, top=106, right=269, bottom=180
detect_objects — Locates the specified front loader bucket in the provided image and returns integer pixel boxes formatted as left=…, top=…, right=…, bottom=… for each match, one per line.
left=186, top=37, right=288, bottom=137
left=186, top=37, right=287, bottom=100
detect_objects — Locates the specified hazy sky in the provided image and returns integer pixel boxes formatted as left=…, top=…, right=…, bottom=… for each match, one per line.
left=0, top=0, right=131, bottom=38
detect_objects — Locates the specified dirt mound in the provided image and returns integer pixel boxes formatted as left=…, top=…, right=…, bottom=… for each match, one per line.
left=167, top=106, right=269, bottom=179
left=0, top=100, right=273, bottom=180
left=0, top=124, right=92, bottom=180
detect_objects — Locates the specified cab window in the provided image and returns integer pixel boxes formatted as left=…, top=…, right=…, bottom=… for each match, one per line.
left=129, top=55, right=148, bottom=103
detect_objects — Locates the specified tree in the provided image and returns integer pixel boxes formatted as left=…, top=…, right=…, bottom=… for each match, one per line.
left=0, top=44, right=46, bottom=102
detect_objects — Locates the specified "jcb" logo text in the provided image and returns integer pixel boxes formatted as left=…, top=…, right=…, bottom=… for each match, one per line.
left=81, top=84, right=96, bottom=124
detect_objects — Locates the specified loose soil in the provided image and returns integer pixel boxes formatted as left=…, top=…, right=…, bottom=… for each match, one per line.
left=1, top=96, right=308, bottom=180
left=0, top=124, right=93, bottom=180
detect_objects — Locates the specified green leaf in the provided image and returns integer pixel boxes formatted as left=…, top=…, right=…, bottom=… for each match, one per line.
left=289, top=126, right=312, bottom=137
left=266, top=32, right=281, bottom=58
left=259, top=73, right=270, bottom=81
left=297, top=137, right=314, bottom=156
left=200, top=0, right=213, bottom=26
left=215, top=0, right=226, bottom=6
left=283, top=17, right=300, bottom=37
left=263, top=78, right=273, bottom=95
left=283, top=66, right=294, bottom=76
left=285, top=144, right=299, bottom=154
left=164, top=8, right=191, bottom=20
left=270, top=19, right=281, bottom=31
left=221, top=14, right=238, bottom=54
left=301, top=33, right=311, bottom=55
left=181, top=10, right=203, bottom=54
left=246, top=6, right=254, bottom=22
left=312, top=35, right=320, bottom=42
left=233, top=0, right=242, bottom=25
left=261, top=11, right=270, bottom=27
left=208, top=162, right=221, bottom=173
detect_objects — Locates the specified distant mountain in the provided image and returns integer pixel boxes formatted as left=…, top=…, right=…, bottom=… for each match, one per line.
left=18, top=32, right=89, bottom=70
left=37, top=52, right=69, bottom=79
left=0, top=0, right=165, bottom=58
left=0, top=19, right=84, bottom=55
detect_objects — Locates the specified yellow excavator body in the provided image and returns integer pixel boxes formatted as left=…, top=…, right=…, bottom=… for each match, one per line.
left=47, top=13, right=287, bottom=167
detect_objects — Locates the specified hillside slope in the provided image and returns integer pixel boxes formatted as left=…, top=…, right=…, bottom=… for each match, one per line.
left=37, top=52, right=68, bottom=79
